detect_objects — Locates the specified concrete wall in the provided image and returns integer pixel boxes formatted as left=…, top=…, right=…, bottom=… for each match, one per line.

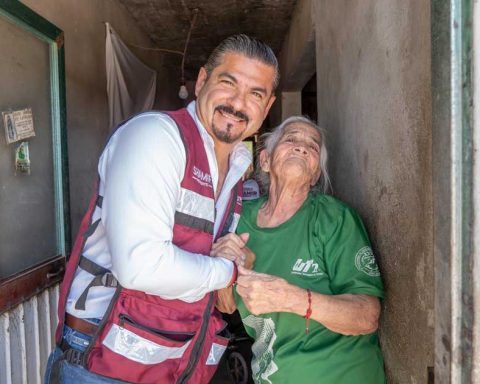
left=314, top=1, right=433, bottom=382
left=20, top=0, right=181, bottom=235
left=270, top=0, right=316, bottom=126
left=281, top=91, right=302, bottom=121
left=278, top=0, right=315, bottom=92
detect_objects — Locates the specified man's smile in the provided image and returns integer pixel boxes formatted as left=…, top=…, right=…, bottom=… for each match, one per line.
left=215, top=105, right=250, bottom=124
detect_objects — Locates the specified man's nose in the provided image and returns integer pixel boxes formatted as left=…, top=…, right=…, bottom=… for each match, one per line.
left=227, top=89, right=247, bottom=112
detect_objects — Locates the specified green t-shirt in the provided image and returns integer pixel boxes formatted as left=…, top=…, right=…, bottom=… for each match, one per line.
left=234, top=193, right=386, bottom=384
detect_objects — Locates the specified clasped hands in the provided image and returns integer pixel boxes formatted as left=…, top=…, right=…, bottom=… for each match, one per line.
left=210, top=232, right=255, bottom=269
left=211, top=233, right=292, bottom=315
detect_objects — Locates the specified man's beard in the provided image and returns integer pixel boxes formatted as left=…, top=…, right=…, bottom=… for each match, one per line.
left=211, top=105, right=250, bottom=144
left=211, top=122, right=241, bottom=143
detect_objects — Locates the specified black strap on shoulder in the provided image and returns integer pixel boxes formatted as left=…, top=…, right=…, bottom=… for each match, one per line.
left=74, top=255, right=118, bottom=311
left=73, top=192, right=113, bottom=310
left=79, top=254, right=110, bottom=276
left=219, top=185, right=239, bottom=238
left=83, top=218, right=101, bottom=239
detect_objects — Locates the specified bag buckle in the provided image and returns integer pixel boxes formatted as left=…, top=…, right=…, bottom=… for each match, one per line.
left=64, top=348, right=84, bottom=365
left=101, top=272, right=118, bottom=287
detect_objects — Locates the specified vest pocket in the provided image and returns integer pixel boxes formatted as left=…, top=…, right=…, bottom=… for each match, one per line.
left=186, top=314, right=230, bottom=383
left=87, top=308, right=199, bottom=383
left=101, top=314, right=195, bottom=364
left=205, top=326, right=229, bottom=365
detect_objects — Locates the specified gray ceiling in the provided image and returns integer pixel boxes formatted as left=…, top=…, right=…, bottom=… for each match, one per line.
left=118, top=0, right=297, bottom=81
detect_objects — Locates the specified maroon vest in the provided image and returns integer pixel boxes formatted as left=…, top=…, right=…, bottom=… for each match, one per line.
left=55, top=109, right=243, bottom=383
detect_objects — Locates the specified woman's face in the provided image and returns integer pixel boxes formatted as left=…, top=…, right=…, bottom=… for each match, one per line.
left=265, top=122, right=322, bottom=187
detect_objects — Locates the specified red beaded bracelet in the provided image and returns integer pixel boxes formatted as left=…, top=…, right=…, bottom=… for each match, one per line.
left=304, top=289, right=312, bottom=334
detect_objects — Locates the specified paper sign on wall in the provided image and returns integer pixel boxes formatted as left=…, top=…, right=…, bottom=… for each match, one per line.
left=15, top=141, right=30, bottom=174
left=2, top=108, right=35, bottom=144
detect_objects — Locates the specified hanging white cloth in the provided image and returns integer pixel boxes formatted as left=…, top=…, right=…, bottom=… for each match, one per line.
left=105, top=22, right=157, bottom=129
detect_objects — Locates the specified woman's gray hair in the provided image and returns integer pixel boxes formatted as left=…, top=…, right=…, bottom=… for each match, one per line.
left=256, top=116, right=331, bottom=193
left=204, top=34, right=280, bottom=91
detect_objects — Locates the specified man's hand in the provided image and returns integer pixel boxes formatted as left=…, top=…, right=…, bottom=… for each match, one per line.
left=211, top=233, right=256, bottom=269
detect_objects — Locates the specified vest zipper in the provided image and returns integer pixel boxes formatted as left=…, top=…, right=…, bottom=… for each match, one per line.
left=176, top=292, right=215, bottom=384
left=119, top=314, right=195, bottom=341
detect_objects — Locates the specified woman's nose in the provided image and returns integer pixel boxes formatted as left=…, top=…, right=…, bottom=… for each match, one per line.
left=294, top=146, right=308, bottom=155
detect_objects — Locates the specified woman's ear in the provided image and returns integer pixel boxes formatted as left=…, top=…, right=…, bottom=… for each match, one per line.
left=311, top=169, right=321, bottom=186
left=259, top=149, right=270, bottom=172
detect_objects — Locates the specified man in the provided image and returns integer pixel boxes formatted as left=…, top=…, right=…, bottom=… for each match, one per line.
left=44, top=34, right=278, bottom=384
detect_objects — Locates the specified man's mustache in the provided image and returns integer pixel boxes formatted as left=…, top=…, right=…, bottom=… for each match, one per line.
left=215, top=105, right=250, bottom=123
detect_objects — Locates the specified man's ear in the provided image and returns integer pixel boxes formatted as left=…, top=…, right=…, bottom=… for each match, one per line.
left=263, top=95, right=276, bottom=119
left=259, top=149, right=270, bottom=172
left=195, top=67, right=208, bottom=97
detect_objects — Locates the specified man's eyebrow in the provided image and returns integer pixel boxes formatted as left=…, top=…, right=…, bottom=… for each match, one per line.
left=251, top=86, right=268, bottom=96
left=218, top=72, right=268, bottom=95
left=218, top=72, right=237, bottom=83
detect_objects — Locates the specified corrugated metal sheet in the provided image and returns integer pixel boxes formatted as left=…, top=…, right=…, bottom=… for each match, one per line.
left=0, top=286, right=58, bottom=384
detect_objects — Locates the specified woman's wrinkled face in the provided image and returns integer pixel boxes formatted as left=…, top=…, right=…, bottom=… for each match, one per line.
left=264, top=123, right=321, bottom=186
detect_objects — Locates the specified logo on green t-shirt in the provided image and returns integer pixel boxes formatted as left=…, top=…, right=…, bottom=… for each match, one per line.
left=355, top=246, right=380, bottom=276
left=291, top=258, right=324, bottom=277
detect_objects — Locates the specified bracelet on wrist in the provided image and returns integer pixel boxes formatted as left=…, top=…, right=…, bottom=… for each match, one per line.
left=304, top=289, right=312, bottom=334
left=227, top=262, right=238, bottom=287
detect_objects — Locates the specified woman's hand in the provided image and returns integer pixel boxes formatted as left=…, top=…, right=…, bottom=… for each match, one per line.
left=235, top=267, right=299, bottom=315
left=215, top=286, right=237, bottom=314
left=211, top=233, right=256, bottom=269
left=236, top=267, right=380, bottom=335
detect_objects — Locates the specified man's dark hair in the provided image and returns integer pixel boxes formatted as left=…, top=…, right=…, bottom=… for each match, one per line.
left=204, top=34, right=280, bottom=91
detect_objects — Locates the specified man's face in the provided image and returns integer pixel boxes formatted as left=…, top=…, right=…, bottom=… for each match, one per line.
left=195, top=52, right=276, bottom=145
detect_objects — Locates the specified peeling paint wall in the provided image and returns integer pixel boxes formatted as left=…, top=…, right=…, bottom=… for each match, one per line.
left=20, top=0, right=181, bottom=234
left=314, top=1, right=433, bottom=382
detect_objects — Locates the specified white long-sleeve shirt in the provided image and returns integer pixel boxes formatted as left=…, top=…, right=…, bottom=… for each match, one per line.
left=66, top=102, right=252, bottom=319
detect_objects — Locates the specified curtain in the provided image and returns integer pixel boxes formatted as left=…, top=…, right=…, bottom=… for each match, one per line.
left=105, top=22, right=157, bottom=129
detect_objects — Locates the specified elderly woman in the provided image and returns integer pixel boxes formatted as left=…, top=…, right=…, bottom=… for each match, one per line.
left=212, top=116, right=386, bottom=383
